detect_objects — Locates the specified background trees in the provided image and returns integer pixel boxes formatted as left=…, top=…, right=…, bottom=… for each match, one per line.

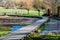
left=33, top=0, right=41, bottom=16
left=0, top=0, right=43, bottom=16
left=5, top=0, right=16, bottom=9
left=44, top=0, right=59, bottom=16
left=24, top=0, right=33, bottom=15
left=49, top=0, right=58, bottom=16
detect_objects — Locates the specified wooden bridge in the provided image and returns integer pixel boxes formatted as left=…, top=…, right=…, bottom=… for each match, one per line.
left=0, top=17, right=48, bottom=40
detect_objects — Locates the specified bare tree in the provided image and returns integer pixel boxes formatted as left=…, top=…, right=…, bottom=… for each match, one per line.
left=33, top=0, right=41, bottom=16
left=5, top=0, right=16, bottom=9
left=50, top=0, right=58, bottom=15
left=43, top=0, right=59, bottom=16
left=24, top=0, right=33, bottom=15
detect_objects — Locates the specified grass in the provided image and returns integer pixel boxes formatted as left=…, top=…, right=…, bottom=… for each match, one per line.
left=0, top=31, right=11, bottom=37
left=29, top=22, right=48, bottom=38
left=0, top=7, right=45, bottom=37
left=0, top=26, right=11, bottom=31
left=0, top=7, right=45, bottom=16
left=24, top=21, right=60, bottom=40
left=47, top=32, right=60, bottom=37
left=0, top=26, right=11, bottom=37
left=24, top=22, right=48, bottom=40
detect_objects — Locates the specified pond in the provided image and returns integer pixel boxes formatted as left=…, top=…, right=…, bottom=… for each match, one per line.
left=40, top=17, right=60, bottom=35
left=11, top=25, right=24, bottom=31
left=0, top=16, right=42, bottom=37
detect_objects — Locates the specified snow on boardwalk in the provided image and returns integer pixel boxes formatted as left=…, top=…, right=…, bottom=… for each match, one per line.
left=0, top=17, right=48, bottom=40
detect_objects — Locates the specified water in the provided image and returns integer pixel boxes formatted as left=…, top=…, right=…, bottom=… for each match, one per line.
left=10, top=17, right=42, bottom=31
left=11, top=25, right=24, bottom=31
left=40, top=18, right=60, bottom=35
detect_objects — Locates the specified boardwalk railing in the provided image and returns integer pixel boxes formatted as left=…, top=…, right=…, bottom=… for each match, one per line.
left=0, top=17, right=48, bottom=40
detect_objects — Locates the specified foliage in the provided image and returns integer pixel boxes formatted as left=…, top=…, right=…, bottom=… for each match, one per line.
left=0, top=26, right=11, bottom=37
left=0, top=8, right=45, bottom=16
left=0, top=31, right=11, bottom=37
left=24, top=22, right=48, bottom=40
left=24, top=0, right=33, bottom=14
left=24, top=21, right=60, bottom=40
left=0, top=26, right=11, bottom=31
left=33, top=0, right=41, bottom=16
left=44, top=0, right=58, bottom=15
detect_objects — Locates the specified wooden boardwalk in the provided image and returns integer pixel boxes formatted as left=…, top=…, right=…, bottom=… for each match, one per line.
left=0, top=17, right=48, bottom=40
left=0, top=16, right=39, bottom=25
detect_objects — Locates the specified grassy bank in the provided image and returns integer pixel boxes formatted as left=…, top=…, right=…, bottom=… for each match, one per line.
left=0, top=7, right=45, bottom=16
left=24, top=20, right=60, bottom=40
left=0, top=31, right=11, bottom=37
left=24, top=22, right=48, bottom=40
left=0, top=26, right=11, bottom=37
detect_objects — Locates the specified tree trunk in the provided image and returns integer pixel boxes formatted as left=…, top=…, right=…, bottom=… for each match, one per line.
left=27, top=9, right=29, bottom=15
left=38, top=10, right=40, bottom=16
left=47, top=9, right=50, bottom=16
